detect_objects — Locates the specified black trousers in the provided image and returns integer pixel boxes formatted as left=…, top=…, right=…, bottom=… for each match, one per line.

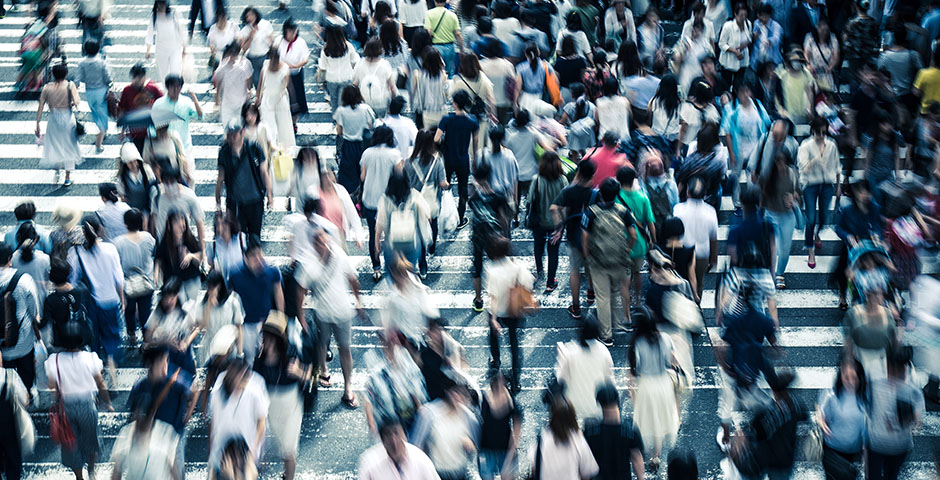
left=444, top=161, right=469, bottom=222
left=532, top=226, right=560, bottom=283
left=232, top=200, right=264, bottom=238
left=867, top=449, right=908, bottom=480
left=822, top=445, right=859, bottom=480
left=0, top=437, right=21, bottom=480
left=489, top=316, right=522, bottom=390
left=7, top=350, right=35, bottom=393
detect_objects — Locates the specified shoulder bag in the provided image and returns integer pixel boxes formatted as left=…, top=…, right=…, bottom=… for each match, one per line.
left=508, top=263, right=538, bottom=318
left=419, top=158, right=441, bottom=217
left=67, top=82, right=85, bottom=137
left=49, top=354, right=76, bottom=449
left=542, top=61, right=562, bottom=107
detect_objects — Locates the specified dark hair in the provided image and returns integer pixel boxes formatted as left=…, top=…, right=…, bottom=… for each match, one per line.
left=488, top=124, right=506, bottom=155
left=452, top=90, right=472, bottom=111
left=99, top=182, right=119, bottom=203
left=50, top=259, right=71, bottom=285
left=266, top=47, right=281, bottom=65
left=661, top=217, right=685, bottom=240
left=372, top=0, right=392, bottom=23
left=887, top=346, right=912, bottom=374
left=380, top=19, right=403, bottom=56
left=602, top=76, right=620, bottom=97
left=130, top=63, right=147, bottom=78
left=757, top=3, right=773, bottom=15
left=834, top=358, right=867, bottom=404
left=83, top=40, right=100, bottom=57
left=14, top=201, right=36, bottom=221
left=458, top=53, right=481, bottom=79
left=282, top=17, right=298, bottom=37
left=524, top=42, right=540, bottom=70
left=341, top=84, right=364, bottom=107
left=220, top=358, right=250, bottom=401
left=578, top=319, right=601, bottom=347
left=240, top=102, right=261, bottom=126
left=323, top=25, right=348, bottom=58
left=14, top=224, right=37, bottom=263
left=422, top=48, right=445, bottom=77
left=571, top=83, right=590, bottom=120
left=410, top=129, right=437, bottom=166
left=142, top=344, right=170, bottom=367
left=695, top=122, right=721, bottom=153
left=486, top=235, right=511, bottom=260
left=477, top=16, right=493, bottom=35
left=163, top=211, right=198, bottom=266
left=602, top=131, right=619, bottom=147
left=616, top=165, right=637, bottom=187
left=538, top=151, right=564, bottom=180
left=548, top=399, right=579, bottom=444
left=363, top=37, right=383, bottom=58
left=124, top=208, right=144, bottom=232
left=410, top=30, right=432, bottom=61
left=303, top=198, right=320, bottom=216
left=691, top=2, right=705, bottom=14
left=687, top=176, right=706, bottom=199
left=388, top=95, right=406, bottom=115
left=240, top=6, right=261, bottom=25
left=152, top=0, right=170, bottom=25
left=599, top=177, right=620, bottom=202
left=628, top=305, right=659, bottom=375
left=740, top=184, right=762, bottom=209
left=559, top=36, right=577, bottom=57
left=52, top=63, right=68, bottom=81
left=80, top=214, right=102, bottom=250
left=384, top=170, right=411, bottom=206
left=245, top=234, right=263, bottom=254
left=667, top=449, right=699, bottom=480
left=378, top=420, right=403, bottom=440
left=371, top=125, right=395, bottom=148
left=576, top=159, right=597, bottom=180
left=294, top=145, right=322, bottom=173
left=811, top=117, right=829, bottom=136
left=595, top=382, right=619, bottom=407
left=615, top=41, right=642, bottom=77
left=734, top=2, right=747, bottom=14
left=223, top=41, right=241, bottom=58
left=474, top=161, right=492, bottom=182
left=689, top=81, right=713, bottom=104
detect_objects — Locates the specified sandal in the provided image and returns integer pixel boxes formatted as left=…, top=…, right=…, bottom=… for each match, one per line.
left=839, top=302, right=849, bottom=311
left=341, top=393, right=360, bottom=409
left=318, top=374, right=332, bottom=388
left=372, top=269, right=382, bottom=282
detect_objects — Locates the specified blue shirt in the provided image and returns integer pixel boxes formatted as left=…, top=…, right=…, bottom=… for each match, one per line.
left=4, top=220, right=52, bottom=254
left=228, top=263, right=281, bottom=324
left=726, top=214, right=774, bottom=268
left=820, top=389, right=866, bottom=453
left=437, top=113, right=479, bottom=168
left=923, top=8, right=940, bottom=41
left=835, top=201, right=883, bottom=244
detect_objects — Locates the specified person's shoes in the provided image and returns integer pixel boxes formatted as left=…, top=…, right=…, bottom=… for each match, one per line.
left=277, top=1, right=287, bottom=9
left=428, top=243, right=436, bottom=255
left=716, top=427, right=730, bottom=453
left=586, top=289, right=596, bottom=305
left=648, top=457, right=660, bottom=473
left=0, top=9, right=7, bottom=18
left=543, top=280, right=558, bottom=294
left=95, top=145, right=104, bottom=154
left=601, top=337, right=614, bottom=348
left=457, top=218, right=469, bottom=230
left=63, top=179, right=73, bottom=187
left=775, top=275, right=786, bottom=289
left=733, top=206, right=743, bottom=217
left=326, top=349, right=333, bottom=362
left=614, top=323, right=632, bottom=333
left=511, top=219, right=520, bottom=229
left=473, top=298, right=484, bottom=312
left=488, top=359, right=501, bottom=371
left=52, top=170, right=60, bottom=185
left=567, top=305, right=582, bottom=319
left=372, top=269, right=382, bottom=282
left=419, top=269, right=428, bottom=280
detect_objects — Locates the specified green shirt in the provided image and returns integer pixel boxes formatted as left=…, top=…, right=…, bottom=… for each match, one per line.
left=616, top=189, right=654, bottom=258
left=425, top=7, right=460, bottom=44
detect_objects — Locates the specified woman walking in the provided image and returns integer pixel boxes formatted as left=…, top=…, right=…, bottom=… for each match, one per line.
left=112, top=209, right=156, bottom=346
left=798, top=118, right=840, bottom=270
left=288, top=146, right=323, bottom=210
left=333, top=85, right=375, bottom=195
left=239, top=7, right=274, bottom=88
left=527, top=151, right=568, bottom=293
left=530, top=399, right=599, bottom=479
left=278, top=18, right=310, bottom=128
left=116, top=144, right=155, bottom=231
left=374, top=170, right=431, bottom=272
left=817, top=359, right=867, bottom=480
left=412, top=48, right=449, bottom=130
left=485, top=236, right=534, bottom=394
left=318, top=25, right=360, bottom=114
left=154, top=211, right=203, bottom=302
left=144, top=278, right=199, bottom=386
left=762, top=151, right=799, bottom=290
left=76, top=40, right=110, bottom=153
left=257, top=48, right=297, bottom=152
left=649, top=75, right=682, bottom=145
left=208, top=359, right=269, bottom=476
left=145, top=0, right=186, bottom=82
left=36, top=63, right=82, bottom=187
left=478, top=371, right=522, bottom=480
left=555, top=321, right=614, bottom=423
left=803, top=17, right=840, bottom=93
left=353, top=37, right=397, bottom=118
left=405, top=130, right=448, bottom=277
left=190, top=270, right=245, bottom=366
left=45, top=330, right=113, bottom=480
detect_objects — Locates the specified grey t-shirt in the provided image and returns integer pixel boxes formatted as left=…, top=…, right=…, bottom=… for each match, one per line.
left=150, top=185, right=204, bottom=242
left=867, top=377, right=925, bottom=455
left=112, top=233, right=156, bottom=280
left=360, top=146, right=402, bottom=209
left=877, top=49, right=923, bottom=96
left=405, top=158, right=447, bottom=201
left=334, top=104, right=376, bottom=141
left=506, top=127, right=539, bottom=181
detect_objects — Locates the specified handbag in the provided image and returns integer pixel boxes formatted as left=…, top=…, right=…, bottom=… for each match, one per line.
left=419, top=158, right=440, bottom=217
left=3, top=371, right=35, bottom=455
left=49, top=354, right=76, bottom=449
left=507, top=264, right=538, bottom=318
left=67, top=82, right=86, bottom=137
left=541, top=61, right=562, bottom=108
left=803, top=424, right=823, bottom=461
left=124, top=266, right=154, bottom=299
left=662, top=290, right=704, bottom=332
left=106, top=89, right=119, bottom=118
left=272, top=149, right=293, bottom=182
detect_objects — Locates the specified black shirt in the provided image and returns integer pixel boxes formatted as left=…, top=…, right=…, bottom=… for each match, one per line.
left=479, top=394, right=522, bottom=451
left=128, top=377, right=191, bottom=433
left=469, top=190, right=512, bottom=245
left=43, top=286, right=92, bottom=349
left=419, top=346, right=448, bottom=401
left=155, top=235, right=202, bottom=281
left=524, top=1, right=558, bottom=39
left=552, top=184, right=597, bottom=247
left=749, top=396, right=807, bottom=469
left=218, top=140, right=267, bottom=204
left=583, top=420, right=644, bottom=480
left=554, top=57, right=589, bottom=88
left=662, top=244, right=695, bottom=284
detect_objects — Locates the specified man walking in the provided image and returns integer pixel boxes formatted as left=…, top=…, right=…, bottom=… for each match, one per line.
left=584, top=383, right=646, bottom=480
left=0, top=243, right=39, bottom=402
left=152, top=74, right=203, bottom=168
left=435, top=91, right=480, bottom=228
left=228, top=237, right=284, bottom=363
left=615, top=165, right=655, bottom=314
left=425, top=0, right=462, bottom=76
left=215, top=120, right=273, bottom=238
left=551, top=160, right=598, bottom=320
left=673, top=177, right=718, bottom=301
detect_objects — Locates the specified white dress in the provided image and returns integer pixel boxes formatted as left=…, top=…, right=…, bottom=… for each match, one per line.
left=146, top=11, right=187, bottom=82
left=259, top=61, right=297, bottom=152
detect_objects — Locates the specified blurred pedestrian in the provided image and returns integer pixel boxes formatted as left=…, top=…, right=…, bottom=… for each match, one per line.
left=584, top=383, right=646, bottom=480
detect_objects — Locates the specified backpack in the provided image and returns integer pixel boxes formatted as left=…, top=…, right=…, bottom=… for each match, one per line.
left=471, top=193, right=508, bottom=241
left=388, top=198, right=418, bottom=245
left=646, top=181, right=673, bottom=226
left=56, top=291, right=90, bottom=348
left=456, top=74, right=487, bottom=117
left=0, top=272, right=25, bottom=348
left=587, top=203, right=632, bottom=269
left=360, top=71, right=391, bottom=111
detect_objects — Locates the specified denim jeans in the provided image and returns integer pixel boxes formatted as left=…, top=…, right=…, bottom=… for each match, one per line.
left=803, top=183, right=835, bottom=248
left=85, top=86, right=109, bottom=132
left=124, top=293, right=153, bottom=340
left=764, top=209, right=795, bottom=278
left=362, top=207, right=380, bottom=269
left=434, top=43, right=457, bottom=77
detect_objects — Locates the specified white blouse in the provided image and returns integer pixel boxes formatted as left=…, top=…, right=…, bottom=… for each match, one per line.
left=240, top=19, right=274, bottom=57
left=318, top=43, right=360, bottom=83
left=208, top=20, right=239, bottom=53
left=145, top=11, right=186, bottom=50
left=278, top=36, right=310, bottom=74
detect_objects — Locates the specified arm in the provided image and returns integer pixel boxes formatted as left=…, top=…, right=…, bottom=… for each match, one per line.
left=188, top=91, right=203, bottom=119
left=94, top=372, right=113, bottom=410
left=725, top=133, right=737, bottom=169
left=260, top=159, right=274, bottom=208
left=255, top=69, right=265, bottom=105
left=35, top=89, right=45, bottom=137
left=273, top=280, right=284, bottom=312
left=215, top=168, right=224, bottom=208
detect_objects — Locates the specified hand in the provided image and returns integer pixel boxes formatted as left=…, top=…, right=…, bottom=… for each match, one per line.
left=35, top=125, right=40, bottom=137
left=489, top=316, right=502, bottom=334
left=818, top=417, right=831, bottom=436
left=267, top=195, right=275, bottom=210
left=550, top=230, right=562, bottom=245
left=736, top=51, right=744, bottom=60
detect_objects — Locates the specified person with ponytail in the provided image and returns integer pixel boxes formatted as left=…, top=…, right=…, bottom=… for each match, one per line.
left=12, top=222, right=51, bottom=309
left=66, top=214, right=124, bottom=384
left=483, top=124, right=519, bottom=205
left=96, top=182, right=132, bottom=242
left=513, top=42, right=557, bottom=118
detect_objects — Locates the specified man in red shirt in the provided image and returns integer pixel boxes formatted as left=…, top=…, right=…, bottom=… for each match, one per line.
left=583, top=132, right=629, bottom=188
left=117, top=63, right=163, bottom=154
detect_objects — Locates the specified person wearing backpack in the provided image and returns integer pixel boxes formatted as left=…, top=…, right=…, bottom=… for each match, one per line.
left=353, top=37, right=398, bottom=117
left=0, top=350, right=30, bottom=480
left=0, top=243, right=40, bottom=403
left=582, top=178, right=637, bottom=346
left=44, top=260, right=92, bottom=353
left=361, top=126, right=405, bottom=281
left=640, top=151, right=678, bottom=238
left=470, top=163, right=513, bottom=312
left=215, top=120, right=273, bottom=239
left=4, top=200, right=52, bottom=255
left=615, top=165, right=656, bottom=318
left=374, top=170, right=432, bottom=276
left=551, top=160, right=599, bottom=320
left=727, top=184, right=776, bottom=271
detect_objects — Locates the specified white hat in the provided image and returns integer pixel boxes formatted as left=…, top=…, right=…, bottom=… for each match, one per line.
left=208, top=325, right=239, bottom=358
left=120, top=142, right=142, bottom=164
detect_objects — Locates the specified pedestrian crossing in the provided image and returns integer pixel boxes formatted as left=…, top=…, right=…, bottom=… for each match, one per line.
left=0, top=1, right=935, bottom=479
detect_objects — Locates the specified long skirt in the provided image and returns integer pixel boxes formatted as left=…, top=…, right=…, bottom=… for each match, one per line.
left=247, top=54, right=266, bottom=88
left=633, top=373, right=679, bottom=451
left=288, top=70, right=308, bottom=116
left=260, top=94, right=296, bottom=151
left=88, top=300, right=122, bottom=361
left=85, top=86, right=109, bottom=132
left=337, top=139, right=364, bottom=195
left=40, top=108, right=82, bottom=170
left=268, top=385, right=303, bottom=457
left=155, top=45, right=183, bottom=83
left=60, top=395, right=102, bottom=471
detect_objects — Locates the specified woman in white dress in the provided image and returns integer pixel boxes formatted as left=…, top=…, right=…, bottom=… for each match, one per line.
left=257, top=48, right=297, bottom=153
left=278, top=18, right=310, bottom=127
left=208, top=359, right=269, bottom=477
left=188, top=271, right=245, bottom=366
left=673, top=19, right=714, bottom=95
left=555, top=321, right=614, bottom=423
left=594, top=76, right=631, bottom=141
left=35, top=63, right=82, bottom=187
left=207, top=9, right=238, bottom=72
left=145, top=0, right=187, bottom=82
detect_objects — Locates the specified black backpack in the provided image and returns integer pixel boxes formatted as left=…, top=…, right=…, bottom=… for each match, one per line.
left=0, top=272, right=24, bottom=348
left=55, top=291, right=91, bottom=349
left=645, top=181, right=673, bottom=226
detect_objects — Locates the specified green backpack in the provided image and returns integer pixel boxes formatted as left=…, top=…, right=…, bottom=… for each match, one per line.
left=587, top=203, right=632, bottom=269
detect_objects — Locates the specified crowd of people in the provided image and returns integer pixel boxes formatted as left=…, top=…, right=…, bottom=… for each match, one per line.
left=5, top=0, right=940, bottom=478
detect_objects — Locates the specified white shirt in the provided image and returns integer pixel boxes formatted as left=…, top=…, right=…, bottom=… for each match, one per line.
left=485, top=259, right=535, bottom=318
left=797, top=136, right=840, bottom=188
left=493, top=17, right=522, bottom=45
left=208, top=372, right=269, bottom=468
left=674, top=198, right=718, bottom=259
left=45, top=351, right=103, bottom=398
left=595, top=95, right=631, bottom=141
left=604, top=7, right=637, bottom=45
left=379, top=114, right=419, bottom=160
left=352, top=58, right=394, bottom=89
left=96, top=201, right=132, bottom=242
left=556, top=29, right=591, bottom=57
left=240, top=19, right=274, bottom=57
left=278, top=36, right=310, bottom=74
left=358, top=442, right=439, bottom=480
left=680, top=17, right=716, bottom=44
left=556, top=340, right=613, bottom=421
left=679, top=102, right=720, bottom=144
left=650, top=98, right=681, bottom=139
left=305, top=242, right=358, bottom=323
left=529, top=428, right=600, bottom=480
left=145, top=11, right=186, bottom=50
left=318, top=44, right=360, bottom=84
left=0, top=369, right=28, bottom=408
left=480, top=58, right=516, bottom=107
left=398, top=0, right=428, bottom=27
left=207, top=20, right=239, bottom=53
left=112, top=421, right=178, bottom=480
left=718, top=19, right=751, bottom=71
left=67, top=243, right=124, bottom=308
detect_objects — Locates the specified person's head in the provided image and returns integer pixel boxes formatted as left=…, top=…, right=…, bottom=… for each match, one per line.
left=835, top=357, right=865, bottom=397
left=602, top=76, right=620, bottom=98
left=410, top=29, right=432, bottom=59
left=601, top=131, right=619, bottom=148
left=734, top=80, right=752, bottom=104
left=691, top=1, right=705, bottom=19
left=241, top=6, right=261, bottom=25
left=389, top=254, right=415, bottom=285
left=158, top=276, right=182, bottom=312
left=371, top=125, right=395, bottom=148
left=282, top=17, right=298, bottom=41
left=564, top=10, right=582, bottom=31
left=576, top=159, right=597, bottom=183
left=221, top=358, right=251, bottom=399
left=810, top=117, right=829, bottom=141
left=49, top=259, right=71, bottom=286
left=80, top=214, right=103, bottom=249
left=733, top=2, right=747, bottom=23
left=486, top=235, right=511, bottom=261
left=266, top=46, right=281, bottom=65
left=14, top=222, right=38, bottom=262
left=616, top=165, right=637, bottom=189
left=473, top=160, right=492, bottom=185
left=83, top=40, right=100, bottom=57
left=524, top=42, right=541, bottom=64
left=815, top=15, right=830, bottom=39
left=166, top=211, right=191, bottom=243
left=380, top=19, right=403, bottom=55
left=98, top=182, right=120, bottom=206
left=538, top=151, right=564, bottom=181
left=363, top=37, right=383, bottom=59
left=667, top=449, right=699, bottom=480
left=205, top=269, right=231, bottom=304
left=452, top=90, right=472, bottom=112
left=224, top=119, right=245, bottom=147
left=687, top=176, right=706, bottom=200
left=244, top=235, right=265, bottom=273
left=689, top=80, right=713, bottom=104
left=123, top=208, right=144, bottom=233
left=323, top=24, right=349, bottom=58
left=849, top=177, right=871, bottom=206
left=559, top=35, right=576, bottom=57
left=696, top=122, right=721, bottom=153
left=215, top=8, right=228, bottom=24
left=579, top=318, right=601, bottom=347
left=757, top=3, right=773, bottom=23
left=378, top=421, right=408, bottom=464
left=341, top=84, right=364, bottom=107
left=458, top=53, right=482, bottom=79
left=215, top=211, right=239, bottom=241
left=595, top=382, right=619, bottom=412
left=143, top=344, right=169, bottom=379
left=548, top=398, right=579, bottom=443
left=644, top=150, right=665, bottom=177
left=372, top=0, right=392, bottom=22
left=477, top=16, right=493, bottom=36
left=387, top=95, right=406, bottom=117
left=384, top=169, right=411, bottom=205
left=130, top=63, right=147, bottom=86
left=786, top=50, right=805, bottom=71
left=740, top=183, right=762, bottom=212
left=887, top=347, right=911, bottom=379
left=422, top=47, right=445, bottom=77
left=661, top=218, right=685, bottom=243
left=0, top=243, right=12, bottom=268
left=153, top=0, right=168, bottom=15
left=599, top=177, right=621, bottom=202
left=876, top=110, right=894, bottom=136
left=700, top=55, right=717, bottom=76
left=295, top=145, right=322, bottom=172
left=643, top=6, right=659, bottom=25
left=52, top=63, right=68, bottom=82
left=14, top=201, right=36, bottom=222
left=223, top=41, right=241, bottom=60
left=410, top=129, right=437, bottom=164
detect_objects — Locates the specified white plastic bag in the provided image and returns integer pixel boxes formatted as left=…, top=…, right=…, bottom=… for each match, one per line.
left=440, top=191, right=459, bottom=234
left=181, top=52, right=198, bottom=85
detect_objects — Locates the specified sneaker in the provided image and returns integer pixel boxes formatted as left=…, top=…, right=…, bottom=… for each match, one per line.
left=586, top=289, right=596, bottom=305
left=419, top=269, right=428, bottom=280
left=473, top=298, right=484, bottom=312
left=775, top=275, right=786, bottom=290
left=0, top=9, right=7, bottom=18
left=567, top=305, right=582, bottom=319
left=601, top=337, right=614, bottom=348
left=543, top=280, right=558, bottom=294
left=614, top=323, right=632, bottom=333
left=716, top=427, right=730, bottom=453
left=457, top=218, right=469, bottom=230
left=733, top=206, right=743, bottom=217
left=63, top=179, right=73, bottom=187
left=372, top=269, right=382, bottom=282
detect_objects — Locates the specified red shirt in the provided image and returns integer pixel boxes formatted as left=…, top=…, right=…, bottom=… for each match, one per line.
left=584, top=146, right=629, bottom=188
left=118, top=81, right=163, bottom=138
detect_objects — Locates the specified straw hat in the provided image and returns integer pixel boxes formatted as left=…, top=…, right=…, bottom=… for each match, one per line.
left=51, top=204, right=82, bottom=230
left=262, top=311, right=288, bottom=340
left=120, top=142, right=142, bottom=164
left=785, top=49, right=805, bottom=63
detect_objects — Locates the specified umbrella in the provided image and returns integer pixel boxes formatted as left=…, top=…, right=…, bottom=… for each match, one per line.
left=117, top=108, right=184, bottom=128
